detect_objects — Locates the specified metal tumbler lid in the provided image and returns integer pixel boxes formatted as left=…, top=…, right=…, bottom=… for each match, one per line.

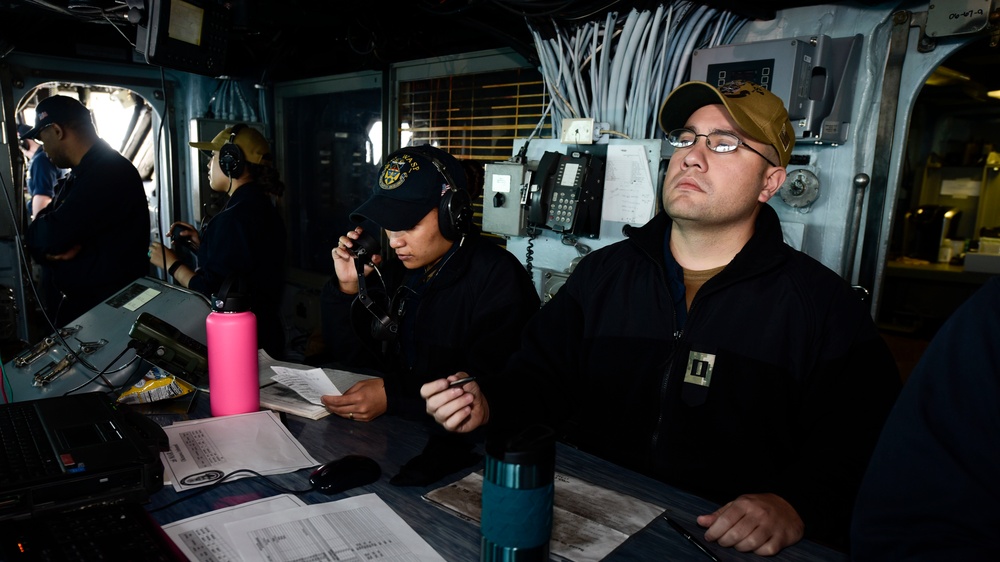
left=485, top=424, right=556, bottom=467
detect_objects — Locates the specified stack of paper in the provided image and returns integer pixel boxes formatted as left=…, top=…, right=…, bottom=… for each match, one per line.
left=164, top=493, right=445, bottom=562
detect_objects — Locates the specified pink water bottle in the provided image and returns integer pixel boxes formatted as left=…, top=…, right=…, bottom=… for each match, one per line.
left=206, top=277, right=259, bottom=416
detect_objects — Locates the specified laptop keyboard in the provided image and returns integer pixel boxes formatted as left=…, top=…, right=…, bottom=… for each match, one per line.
left=0, top=501, right=184, bottom=561
left=0, top=403, right=60, bottom=485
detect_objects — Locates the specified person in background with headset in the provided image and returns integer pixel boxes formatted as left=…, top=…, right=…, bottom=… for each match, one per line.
left=148, top=124, right=287, bottom=358
left=320, top=144, right=539, bottom=486
left=422, top=80, right=901, bottom=555
left=18, top=123, right=68, bottom=221
left=24, top=95, right=148, bottom=327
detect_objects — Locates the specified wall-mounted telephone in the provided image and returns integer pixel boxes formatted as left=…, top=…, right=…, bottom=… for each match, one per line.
left=527, top=151, right=605, bottom=238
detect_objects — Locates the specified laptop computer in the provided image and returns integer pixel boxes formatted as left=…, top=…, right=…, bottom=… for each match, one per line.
left=0, top=500, right=186, bottom=561
left=0, top=391, right=167, bottom=522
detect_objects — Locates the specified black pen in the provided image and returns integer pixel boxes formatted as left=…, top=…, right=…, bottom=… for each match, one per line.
left=448, top=376, right=478, bottom=389
left=664, top=515, right=720, bottom=562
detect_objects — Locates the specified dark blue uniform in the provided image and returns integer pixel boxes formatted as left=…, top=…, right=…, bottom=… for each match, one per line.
left=189, top=182, right=287, bottom=358
left=27, top=139, right=148, bottom=325
left=852, top=276, right=1000, bottom=559
left=26, top=148, right=67, bottom=216
left=484, top=205, right=901, bottom=549
left=321, top=236, right=539, bottom=419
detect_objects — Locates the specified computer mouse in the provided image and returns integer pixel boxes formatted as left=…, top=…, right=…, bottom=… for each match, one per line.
left=309, top=454, right=382, bottom=495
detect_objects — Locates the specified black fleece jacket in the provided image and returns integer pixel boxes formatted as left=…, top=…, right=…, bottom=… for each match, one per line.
left=321, top=235, right=540, bottom=420
left=486, top=204, right=900, bottom=549
left=27, top=139, right=148, bottom=324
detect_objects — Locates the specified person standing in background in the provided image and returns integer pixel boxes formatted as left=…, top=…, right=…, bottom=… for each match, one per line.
left=149, top=124, right=287, bottom=359
left=18, top=123, right=67, bottom=221
left=24, top=95, right=148, bottom=326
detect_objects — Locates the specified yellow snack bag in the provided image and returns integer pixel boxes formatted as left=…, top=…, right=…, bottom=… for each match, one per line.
left=117, top=366, right=195, bottom=404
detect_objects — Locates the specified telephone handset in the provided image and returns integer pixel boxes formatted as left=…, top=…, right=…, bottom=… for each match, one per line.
left=527, top=151, right=561, bottom=227
left=527, top=150, right=604, bottom=237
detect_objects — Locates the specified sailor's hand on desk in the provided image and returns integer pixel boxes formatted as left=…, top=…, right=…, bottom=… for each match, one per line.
left=697, top=492, right=804, bottom=556
left=321, top=378, right=387, bottom=422
left=421, top=373, right=489, bottom=433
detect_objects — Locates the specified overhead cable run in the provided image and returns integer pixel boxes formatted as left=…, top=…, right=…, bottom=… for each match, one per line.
left=530, top=2, right=746, bottom=141
left=206, top=77, right=260, bottom=122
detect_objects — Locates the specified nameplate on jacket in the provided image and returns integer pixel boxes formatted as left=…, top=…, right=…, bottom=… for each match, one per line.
left=682, top=351, right=715, bottom=388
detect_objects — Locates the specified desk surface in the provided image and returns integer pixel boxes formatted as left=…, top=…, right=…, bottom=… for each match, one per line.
left=1, top=277, right=210, bottom=402
left=4, top=277, right=848, bottom=561
left=144, top=393, right=848, bottom=562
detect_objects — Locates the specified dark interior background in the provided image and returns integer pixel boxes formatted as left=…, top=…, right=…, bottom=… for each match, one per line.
left=1, top=0, right=909, bottom=82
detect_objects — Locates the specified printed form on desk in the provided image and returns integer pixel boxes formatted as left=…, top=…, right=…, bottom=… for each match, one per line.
left=164, top=494, right=307, bottom=562
left=164, top=493, right=445, bottom=562
left=160, top=410, right=319, bottom=492
left=424, top=471, right=664, bottom=562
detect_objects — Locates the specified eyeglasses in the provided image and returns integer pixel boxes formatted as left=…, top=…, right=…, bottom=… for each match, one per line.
left=667, top=128, right=778, bottom=168
left=33, top=123, right=56, bottom=145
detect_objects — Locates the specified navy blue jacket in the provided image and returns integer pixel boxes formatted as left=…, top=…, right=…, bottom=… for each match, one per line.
left=190, top=182, right=287, bottom=357
left=852, top=276, right=1000, bottom=559
left=321, top=235, right=540, bottom=419
left=485, top=204, right=901, bottom=549
left=27, top=139, right=148, bottom=324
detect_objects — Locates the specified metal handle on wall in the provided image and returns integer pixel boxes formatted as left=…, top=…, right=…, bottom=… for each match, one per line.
left=843, top=172, right=870, bottom=282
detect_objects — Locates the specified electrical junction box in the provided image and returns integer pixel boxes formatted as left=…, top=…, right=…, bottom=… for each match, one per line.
left=690, top=35, right=863, bottom=145
left=560, top=118, right=595, bottom=145
left=483, top=161, right=528, bottom=237
left=692, top=37, right=816, bottom=120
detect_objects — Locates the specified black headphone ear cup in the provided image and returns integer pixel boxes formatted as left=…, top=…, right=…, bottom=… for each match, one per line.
left=219, top=142, right=244, bottom=178
left=439, top=188, right=472, bottom=241
left=219, top=125, right=246, bottom=178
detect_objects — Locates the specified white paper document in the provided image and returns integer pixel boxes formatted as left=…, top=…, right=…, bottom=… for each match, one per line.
left=601, top=144, right=656, bottom=224
left=258, top=383, right=331, bottom=420
left=160, top=410, right=319, bottom=491
left=255, top=350, right=381, bottom=419
left=257, top=349, right=378, bottom=395
left=226, top=493, right=446, bottom=562
left=270, top=365, right=342, bottom=404
left=163, top=494, right=307, bottom=562
left=425, top=471, right=664, bottom=562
